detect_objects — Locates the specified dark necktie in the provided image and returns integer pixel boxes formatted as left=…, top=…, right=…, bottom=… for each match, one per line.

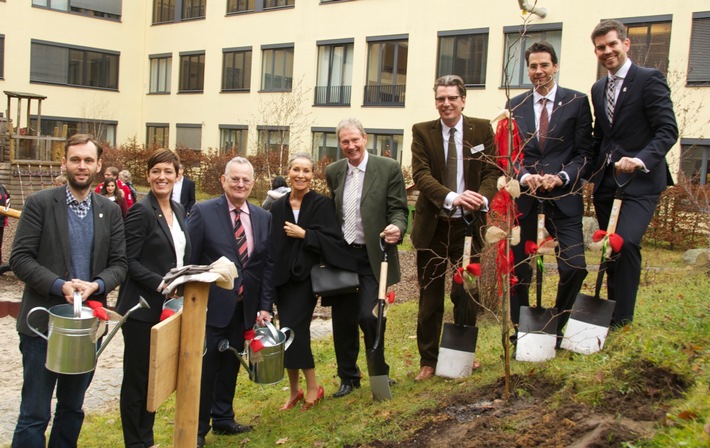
left=538, top=98, right=549, bottom=150
left=234, top=210, right=248, bottom=299
left=607, top=75, right=616, bottom=125
left=445, top=127, right=458, bottom=192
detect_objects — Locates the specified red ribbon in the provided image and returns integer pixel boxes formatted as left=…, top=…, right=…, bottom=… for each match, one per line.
left=159, top=308, right=176, bottom=322
left=494, top=118, right=522, bottom=173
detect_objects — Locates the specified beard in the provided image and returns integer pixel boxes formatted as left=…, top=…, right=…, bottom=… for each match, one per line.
left=66, top=171, right=96, bottom=191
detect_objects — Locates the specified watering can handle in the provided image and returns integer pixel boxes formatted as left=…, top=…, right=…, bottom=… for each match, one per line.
left=26, top=307, right=50, bottom=341
left=260, top=321, right=280, bottom=342
left=280, top=327, right=295, bottom=351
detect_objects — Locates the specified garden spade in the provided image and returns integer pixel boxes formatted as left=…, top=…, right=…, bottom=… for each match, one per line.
left=366, top=236, right=391, bottom=401
left=562, top=173, right=633, bottom=354
left=516, top=200, right=558, bottom=362
left=435, top=212, right=479, bottom=379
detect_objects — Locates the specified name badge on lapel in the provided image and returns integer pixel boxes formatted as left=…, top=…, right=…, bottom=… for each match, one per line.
left=470, top=144, right=485, bottom=155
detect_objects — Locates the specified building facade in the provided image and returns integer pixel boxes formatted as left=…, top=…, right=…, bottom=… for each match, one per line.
left=1, top=0, right=709, bottom=181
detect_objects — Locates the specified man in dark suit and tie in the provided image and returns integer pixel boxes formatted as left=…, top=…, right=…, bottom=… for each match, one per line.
left=411, top=75, right=498, bottom=381
left=325, top=118, right=408, bottom=398
left=10, top=134, right=127, bottom=447
left=173, top=163, right=196, bottom=219
left=589, top=20, right=678, bottom=327
left=187, top=157, right=274, bottom=448
left=508, top=41, right=593, bottom=341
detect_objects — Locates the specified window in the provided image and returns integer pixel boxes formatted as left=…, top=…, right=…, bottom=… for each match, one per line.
left=367, top=130, right=403, bottom=163
left=153, top=0, right=175, bottom=23
left=147, top=124, right=169, bottom=148
left=502, top=24, right=561, bottom=88
left=30, top=40, right=119, bottom=90
left=0, top=35, right=4, bottom=80
left=437, top=29, right=488, bottom=87
left=33, top=0, right=122, bottom=20
left=312, top=129, right=340, bottom=162
left=149, top=54, right=172, bottom=94
left=183, top=0, right=205, bottom=19
left=596, top=16, right=671, bottom=79
left=261, top=45, right=294, bottom=91
left=264, top=0, right=293, bottom=8
left=220, top=125, right=248, bottom=154
left=681, top=139, right=710, bottom=185
left=364, top=35, right=408, bottom=106
left=222, top=48, right=252, bottom=92
left=176, top=124, right=202, bottom=150
left=32, top=115, right=117, bottom=146
left=688, top=12, right=710, bottom=86
left=258, top=126, right=289, bottom=153
left=227, top=0, right=255, bottom=13
left=179, top=52, right=205, bottom=93
left=315, top=39, right=353, bottom=106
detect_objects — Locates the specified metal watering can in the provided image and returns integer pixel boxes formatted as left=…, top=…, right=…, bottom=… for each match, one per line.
left=218, top=322, right=294, bottom=384
left=27, top=296, right=149, bottom=375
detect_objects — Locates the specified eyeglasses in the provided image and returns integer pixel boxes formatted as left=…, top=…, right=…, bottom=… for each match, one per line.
left=226, top=176, right=253, bottom=185
left=435, top=95, right=461, bottom=104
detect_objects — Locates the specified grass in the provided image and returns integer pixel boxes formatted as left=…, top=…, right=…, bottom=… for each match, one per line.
left=75, top=247, right=709, bottom=447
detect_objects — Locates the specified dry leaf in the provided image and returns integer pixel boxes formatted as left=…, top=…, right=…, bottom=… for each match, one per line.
left=677, top=410, right=698, bottom=420
left=594, top=370, right=605, bottom=383
left=276, top=437, right=289, bottom=445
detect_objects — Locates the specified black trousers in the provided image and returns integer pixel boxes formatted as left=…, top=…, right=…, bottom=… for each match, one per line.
left=329, top=245, right=386, bottom=383
left=198, top=303, right=245, bottom=437
left=416, top=218, right=479, bottom=368
left=511, top=203, right=587, bottom=335
left=594, top=174, right=659, bottom=325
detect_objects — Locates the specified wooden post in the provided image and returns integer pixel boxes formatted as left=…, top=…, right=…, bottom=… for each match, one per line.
left=174, top=281, right=210, bottom=448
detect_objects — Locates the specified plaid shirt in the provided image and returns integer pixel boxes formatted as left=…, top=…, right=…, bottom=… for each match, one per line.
left=65, top=186, right=92, bottom=219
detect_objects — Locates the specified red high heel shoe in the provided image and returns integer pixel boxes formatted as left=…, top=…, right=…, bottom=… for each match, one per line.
left=301, top=386, right=324, bottom=411
left=279, top=390, right=304, bottom=410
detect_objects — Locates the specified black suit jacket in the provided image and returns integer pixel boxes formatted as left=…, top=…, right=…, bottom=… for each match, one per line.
left=508, top=86, right=594, bottom=219
left=187, top=195, right=274, bottom=329
left=411, top=115, right=499, bottom=248
left=179, top=177, right=196, bottom=216
left=590, top=63, right=678, bottom=195
left=116, top=191, right=191, bottom=322
left=11, top=187, right=127, bottom=335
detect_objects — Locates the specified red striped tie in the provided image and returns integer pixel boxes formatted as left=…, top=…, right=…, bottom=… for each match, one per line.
left=234, top=210, right=248, bottom=299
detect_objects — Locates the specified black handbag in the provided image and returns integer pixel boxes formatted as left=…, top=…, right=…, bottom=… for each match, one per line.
left=310, top=262, right=359, bottom=297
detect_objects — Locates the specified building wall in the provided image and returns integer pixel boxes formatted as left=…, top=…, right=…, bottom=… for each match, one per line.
left=1, top=0, right=709, bottom=173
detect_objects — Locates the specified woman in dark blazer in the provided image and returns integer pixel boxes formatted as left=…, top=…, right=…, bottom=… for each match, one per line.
left=116, top=148, right=190, bottom=447
left=270, top=152, right=355, bottom=411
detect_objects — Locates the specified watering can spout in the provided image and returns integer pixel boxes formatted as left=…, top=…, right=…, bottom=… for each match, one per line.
left=217, top=339, right=253, bottom=378
left=96, top=296, right=150, bottom=358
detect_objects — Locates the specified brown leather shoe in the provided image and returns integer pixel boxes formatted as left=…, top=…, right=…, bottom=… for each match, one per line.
left=414, top=366, right=435, bottom=381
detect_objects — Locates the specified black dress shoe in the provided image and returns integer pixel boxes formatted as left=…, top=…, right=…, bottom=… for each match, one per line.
left=212, top=420, right=253, bottom=435
left=332, top=381, right=360, bottom=398
left=0, top=264, right=10, bottom=275
left=197, top=435, right=205, bottom=448
left=388, top=377, right=397, bottom=386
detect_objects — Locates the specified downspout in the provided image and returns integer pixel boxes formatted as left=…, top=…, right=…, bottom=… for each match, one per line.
left=518, top=0, right=547, bottom=18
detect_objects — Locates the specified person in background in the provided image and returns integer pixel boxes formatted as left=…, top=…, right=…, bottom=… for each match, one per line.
left=95, top=166, right=134, bottom=208
left=410, top=75, right=498, bottom=381
left=507, top=41, right=592, bottom=345
left=270, top=152, right=355, bottom=410
left=187, top=157, right=274, bottom=448
left=588, top=20, right=678, bottom=327
left=172, top=163, right=196, bottom=219
left=119, top=170, right=139, bottom=204
left=262, top=175, right=290, bottom=211
left=10, top=134, right=127, bottom=447
left=325, top=118, right=408, bottom=398
left=100, top=178, right=128, bottom=220
left=116, top=148, right=190, bottom=448
left=54, top=174, right=67, bottom=186
left=0, top=182, right=10, bottom=275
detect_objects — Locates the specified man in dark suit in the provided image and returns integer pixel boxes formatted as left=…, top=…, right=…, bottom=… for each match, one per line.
left=187, top=157, right=274, bottom=448
left=325, top=118, right=408, bottom=398
left=10, top=134, right=127, bottom=447
left=173, top=163, right=196, bottom=218
left=508, top=41, right=593, bottom=340
left=411, top=75, right=498, bottom=381
left=589, top=20, right=678, bottom=326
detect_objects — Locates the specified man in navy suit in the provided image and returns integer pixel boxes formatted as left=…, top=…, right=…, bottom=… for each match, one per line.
left=187, top=157, right=274, bottom=448
left=589, top=20, right=678, bottom=327
left=173, top=163, right=196, bottom=218
left=508, top=41, right=593, bottom=341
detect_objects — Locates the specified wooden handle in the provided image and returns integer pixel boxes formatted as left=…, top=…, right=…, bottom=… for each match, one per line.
left=536, top=213, right=545, bottom=246
left=607, top=198, right=622, bottom=234
left=0, top=207, right=21, bottom=219
left=462, top=235, right=472, bottom=266
left=378, top=261, right=388, bottom=300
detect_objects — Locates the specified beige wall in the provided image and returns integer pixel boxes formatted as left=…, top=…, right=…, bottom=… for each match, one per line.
left=2, top=0, right=709, bottom=173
